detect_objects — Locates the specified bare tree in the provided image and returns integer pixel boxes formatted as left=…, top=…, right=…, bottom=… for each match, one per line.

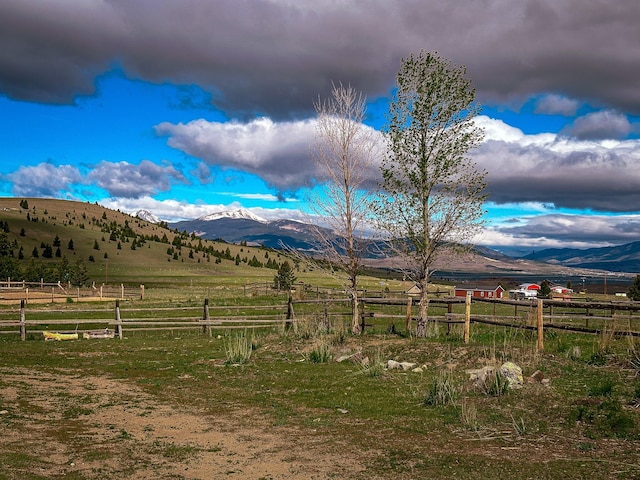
left=376, top=51, right=487, bottom=337
left=307, top=83, right=379, bottom=334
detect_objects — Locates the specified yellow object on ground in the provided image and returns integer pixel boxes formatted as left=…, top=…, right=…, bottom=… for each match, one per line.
left=43, top=331, right=78, bottom=341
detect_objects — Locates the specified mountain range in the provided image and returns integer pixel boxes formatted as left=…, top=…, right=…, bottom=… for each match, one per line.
left=137, top=208, right=640, bottom=275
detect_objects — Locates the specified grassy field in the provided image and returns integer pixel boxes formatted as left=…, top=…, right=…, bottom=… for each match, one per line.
left=1, top=291, right=639, bottom=479
left=1, top=198, right=639, bottom=478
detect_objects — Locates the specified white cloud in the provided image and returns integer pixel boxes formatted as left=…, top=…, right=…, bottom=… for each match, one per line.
left=156, top=117, right=384, bottom=193
left=88, top=160, right=188, bottom=198
left=7, top=163, right=82, bottom=197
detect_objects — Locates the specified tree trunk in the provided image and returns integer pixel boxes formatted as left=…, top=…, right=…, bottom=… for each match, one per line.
left=416, top=278, right=429, bottom=337
left=351, top=289, right=362, bottom=335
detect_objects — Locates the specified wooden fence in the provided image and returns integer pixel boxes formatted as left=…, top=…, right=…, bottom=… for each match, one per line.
left=0, top=281, right=144, bottom=303
left=2, top=294, right=639, bottom=349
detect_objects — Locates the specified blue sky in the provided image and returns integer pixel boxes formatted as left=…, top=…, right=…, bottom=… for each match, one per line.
left=2, top=0, right=640, bottom=255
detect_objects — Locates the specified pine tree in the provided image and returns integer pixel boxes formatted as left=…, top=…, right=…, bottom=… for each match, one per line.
left=627, top=275, right=640, bottom=301
left=274, top=261, right=296, bottom=291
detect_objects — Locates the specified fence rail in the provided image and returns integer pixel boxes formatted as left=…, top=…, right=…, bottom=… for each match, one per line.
left=0, top=282, right=143, bottom=303
left=1, top=294, right=639, bottom=347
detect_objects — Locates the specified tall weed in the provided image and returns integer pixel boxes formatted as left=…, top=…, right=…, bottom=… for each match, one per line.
left=424, top=369, right=460, bottom=407
left=224, top=330, right=253, bottom=365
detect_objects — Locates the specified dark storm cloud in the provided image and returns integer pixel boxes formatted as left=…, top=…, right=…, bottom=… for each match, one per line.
left=2, top=0, right=640, bottom=118
left=474, top=117, right=640, bottom=212
left=494, top=213, right=640, bottom=245
left=87, top=160, right=187, bottom=198
left=561, top=110, right=633, bottom=140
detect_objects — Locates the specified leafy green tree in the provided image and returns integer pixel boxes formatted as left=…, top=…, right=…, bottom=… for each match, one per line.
left=627, top=275, right=640, bottom=301
left=274, top=261, right=296, bottom=291
left=375, top=51, right=486, bottom=337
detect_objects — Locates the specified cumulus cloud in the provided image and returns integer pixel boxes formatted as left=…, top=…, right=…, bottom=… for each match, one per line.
left=3, top=1, right=640, bottom=117
left=155, top=118, right=317, bottom=191
left=534, top=94, right=580, bottom=116
left=87, top=160, right=188, bottom=198
left=155, top=114, right=640, bottom=212
left=561, top=110, right=633, bottom=140
left=473, top=116, right=640, bottom=212
left=156, top=117, right=384, bottom=193
left=6, top=163, right=82, bottom=197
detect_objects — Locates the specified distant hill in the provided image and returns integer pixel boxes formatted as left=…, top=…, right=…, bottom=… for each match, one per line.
left=0, top=198, right=296, bottom=286
left=522, top=241, right=640, bottom=273
left=171, top=211, right=325, bottom=251
left=169, top=208, right=621, bottom=278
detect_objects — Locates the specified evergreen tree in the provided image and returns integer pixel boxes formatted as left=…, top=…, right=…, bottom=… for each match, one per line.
left=538, top=280, right=552, bottom=298
left=42, top=244, right=53, bottom=258
left=57, top=256, right=71, bottom=283
left=274, top=261, right=296, bottom=291
left=67, top=239, right=74, bottom=250
left=627, top=275, right=640, bottom=301
left=71, top=258, right=89, bottom=287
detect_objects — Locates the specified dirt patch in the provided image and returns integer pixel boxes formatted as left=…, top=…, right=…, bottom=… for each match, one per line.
left=0, top=368, right=365, bottom=479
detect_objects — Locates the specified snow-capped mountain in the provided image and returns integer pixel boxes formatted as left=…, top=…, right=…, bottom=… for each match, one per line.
left=197, top=208, right=267, bottom=223
left=135, top=209, right=162, bottom=224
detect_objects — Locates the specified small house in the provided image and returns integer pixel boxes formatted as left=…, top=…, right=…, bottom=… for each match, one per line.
left=453, top=285, right=505, bottom=299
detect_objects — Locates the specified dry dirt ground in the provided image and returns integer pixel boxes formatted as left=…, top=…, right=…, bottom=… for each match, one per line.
left=0, top=367, right=365, bottom=479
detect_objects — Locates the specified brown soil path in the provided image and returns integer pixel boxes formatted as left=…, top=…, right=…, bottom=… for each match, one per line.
left=0, top=368, right=365, bottom=479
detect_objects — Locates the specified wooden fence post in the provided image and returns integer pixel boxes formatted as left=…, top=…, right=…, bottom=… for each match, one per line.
left=140, top=285, right=145, bottom=300
left=20, top=299, right=26, bottom=341
left=464, top=292, right=471, bottom=344
left=447, top=301, right=453, bottom=335
left=537, top=298, right=544, bottom=352
left=115, top=300, right=123, bottom=339
left=121, top=284, right=124, bottom=300
left=202, top=298, right=210, bottom=335
left=405, top=297, right=412, bottom=337
left=286, top=296, right=294, bottom=329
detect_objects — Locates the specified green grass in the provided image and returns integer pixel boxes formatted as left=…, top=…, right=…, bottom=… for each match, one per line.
left=0, top=288, right=639, bottom=478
